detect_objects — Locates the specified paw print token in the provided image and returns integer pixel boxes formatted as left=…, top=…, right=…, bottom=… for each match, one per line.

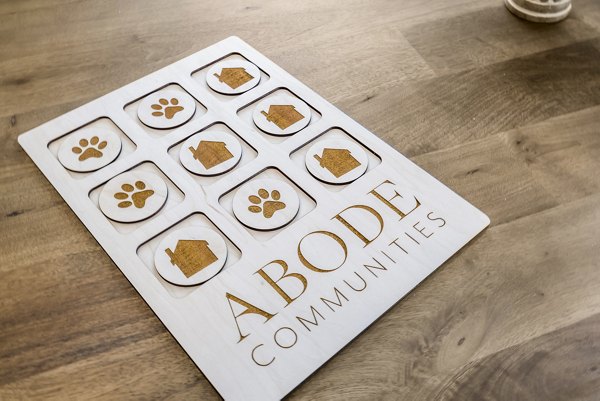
left=206, top=60, right=261, bottom=95
left=252, top=94, right=311, bottom=136
left=305, top=138, right=369, bottom=184
left=137, top=89, right=196, bottom=130
left=99, top=171, right=168, bottom=223
left=57, top=128, right=122, bottom=172
left=154, top=226, right=228, bottom=286
left=232, top=178, right=300, bottom=231
left=180, top=130, right=242, bottom=176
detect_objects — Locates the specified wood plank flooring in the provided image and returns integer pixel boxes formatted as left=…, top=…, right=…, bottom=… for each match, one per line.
left=1, top=0, right=599, bottom=399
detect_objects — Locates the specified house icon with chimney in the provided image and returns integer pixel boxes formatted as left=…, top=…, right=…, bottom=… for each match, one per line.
left=188, top=140, right=234, bottom=170
left=314, top=148, right=362, bottom=178
left=213, top=67, right=254, bottom=89
left=261, top=105, right=305, bottom=130
left=165, top=239, right=218, bottom=278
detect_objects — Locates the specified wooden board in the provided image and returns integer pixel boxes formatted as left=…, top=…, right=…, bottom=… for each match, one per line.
left=18, top=36, right=490, bottom=400
left=3, top=2, right=600, bottom=399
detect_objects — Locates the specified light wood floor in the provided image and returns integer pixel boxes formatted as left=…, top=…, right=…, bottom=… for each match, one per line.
left=1, top=0, right=599, bottom=399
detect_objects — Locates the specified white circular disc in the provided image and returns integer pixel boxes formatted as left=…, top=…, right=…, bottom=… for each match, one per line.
left=99, top=171, right=168, bottom=223
left=179, top=131, right=242, bottom=176
left=252, top=94, right=311, bottom=136
left=206, top=60, right=261, bottom=95
left=232, top=179, right=300, bottom=231
left=57, top=128, right=122, bottom=172
left=137, top=89, right=196, bottom=129
left=305, top=139, right=369, bottom=184
left=154, top=226, right=228, bottom=286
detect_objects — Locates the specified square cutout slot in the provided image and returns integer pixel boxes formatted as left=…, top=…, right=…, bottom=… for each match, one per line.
left=89, top=162, right=185, bottom=234
left=48, top=117, right=136, bottom=179
left=237, top=89, right=321, bottom=145
left=290, top=128, right=381, bottom=192
left=123, top=83, right=207, bottom=139
left=137, top=213, right=241, bottom=299
left=191, top=53, right=270, bottom=102
left=219, top=168, right=316, bottom=242
left=168, top=122, right=258, bottom=187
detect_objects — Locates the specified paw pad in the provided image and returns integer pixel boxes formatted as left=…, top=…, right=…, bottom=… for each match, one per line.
left=151, top=98, right=184, bottom=119
left=248, top=188, right=286, bottom=218
left=71, top=136, right=107, bottom=161
left=114, top=180, right=155, bottom=209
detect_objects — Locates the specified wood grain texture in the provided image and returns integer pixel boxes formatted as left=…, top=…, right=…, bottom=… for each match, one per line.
left=1, top=0, right=599, bottom=400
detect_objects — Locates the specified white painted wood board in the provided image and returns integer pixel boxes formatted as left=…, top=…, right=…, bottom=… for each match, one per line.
left=18, top=36, right=489, bottom=401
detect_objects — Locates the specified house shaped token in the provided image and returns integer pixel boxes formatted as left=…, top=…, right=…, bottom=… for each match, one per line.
left=165, top=239, right=218, bottom=278
left=213, top=67, right=254, bottom=89
left=188, top=140, right=234, bottom=170
left=260, top=105, right=305, bottom=130
left=314, top=148, right=361, bottom=178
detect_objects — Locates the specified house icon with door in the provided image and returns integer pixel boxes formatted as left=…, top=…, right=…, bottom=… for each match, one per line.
left=314, top=147, right=362, bottom=178
left=261, top=105, right=305, bottom=130
left=213, top=67, right=254, bottom=89
left=165, top=239, right=218, bottom=278
left=188, top=140, right=234, bottom=170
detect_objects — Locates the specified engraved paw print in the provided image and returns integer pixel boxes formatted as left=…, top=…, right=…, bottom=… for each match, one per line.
left=248, top=189, right=286, bottom=218
left=71, top=136, right=107, bottom=161
left=114, top=181, right=155, bottom=209
left=151, top=98, right=184, bottom=119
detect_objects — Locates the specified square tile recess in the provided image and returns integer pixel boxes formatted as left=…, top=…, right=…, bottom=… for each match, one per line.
left=290, top=127, right=381, bottom=192
left=137, top=213, right=241, bottom=298
left=124, top=83, right=207, bottom=139
left=168, top=122, right=258, bottom=187
left=89, top=162, right=184, bottom=234
left=48, top=117, right=136, bottom=179
left=191, top=53, right=270, bottom=102
left=219, top=167, right=316, bottom=242
left=237, top=88, right=321, bottom=145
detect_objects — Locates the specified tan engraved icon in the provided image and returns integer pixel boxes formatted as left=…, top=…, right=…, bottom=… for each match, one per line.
left=71, top=136, right=107, bottom=161
left=213, top=67, right=254, bottom=89
left=188, top=140, right=234, bottom=170
left=314, top=148, right=361, bottom=178
left=114, top=181, right=155, bottom=208
left=248, top=188, right=286, bottom=218
left=151, top=98, right=184, bottom=119
left=165, top=239, right=218, bottom=278
left=260, top=105, right=305, bottom=130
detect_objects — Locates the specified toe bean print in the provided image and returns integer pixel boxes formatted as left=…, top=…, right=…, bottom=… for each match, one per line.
left=232, top=178, right=300, bottom=231
left=151, top=98, right=184, bottom=119
left=114, top=181, right=155, bottom=209
left=57, top=128, right=122, bottom=172
left=137, top=89, right=197, bottom=130
left=71, top=136, right=107, bottom=161
left=99, top=171, right=168, bottom=223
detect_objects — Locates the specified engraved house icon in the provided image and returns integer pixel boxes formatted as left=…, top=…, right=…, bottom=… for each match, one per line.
left=314, top=148, right=361, bottom=178
left=188, top=140, right=234, bottom=170
left=260, top=105, right=305, bottom=130
left=165, top=240, right=218, bottom=278
left=213, top=67, right=254, bottom=89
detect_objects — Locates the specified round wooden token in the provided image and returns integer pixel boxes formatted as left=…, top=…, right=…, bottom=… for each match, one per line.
left=99, top=171, right=168, bottom=223
left=57, top=128, right=122, bottom=172
left=206, top=60, right=261, bottom=95
left=252, top=94, right=311, bottom=136
left=179, top=131, right=242, bottom=176
left=154, top=226, right=228, bottom=286
left=137, top=89, right=196, bottom=129
left=232, top=178, right=300, bottom=231
left=305, top=138, right=369, bottom=184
